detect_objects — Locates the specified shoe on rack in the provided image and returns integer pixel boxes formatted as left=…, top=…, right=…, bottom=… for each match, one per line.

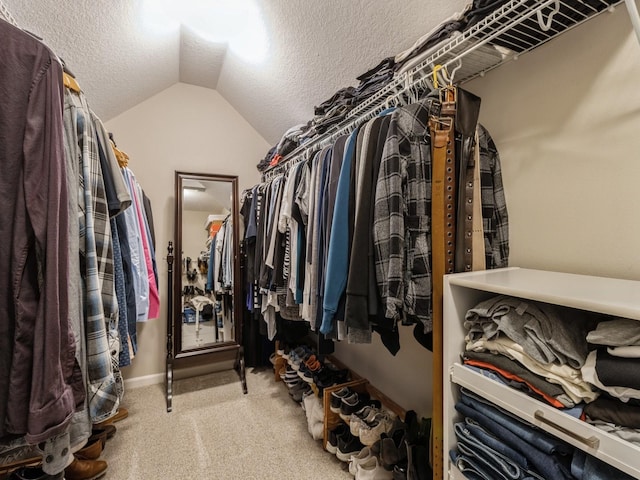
left=330, top=387, right=352, bottom=413
left=348, top=446, right=373, bottom=476
left=290, top=382, right=312, bottom=403
left=355, top=456, right=393, bottom=480
left=326, top=424, right=349, bottom=455
left=64, top=458, right=107, bottom=480
left=359, top=412, right=394, bottom=446
left=336, top=430, right=364, bottom=462
left=314, top=370, right=350, bottom=397
left=288, top=346, right=313, bottom=371
left=339, top=392, right=371, bottom=421
left=350, top=406, right=380, bottom=436
left=283, top=368, right=300, bottom=384
left=9, top=467, right=64, bottom=480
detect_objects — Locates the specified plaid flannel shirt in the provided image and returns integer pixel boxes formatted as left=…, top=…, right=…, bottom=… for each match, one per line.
left=374, top=101, right=436, bottom=331
left=71, top=91, right=122, bottom=422
left=478, top=124, right=509, bottom=269
left=374, top=101, right=509, bottom=333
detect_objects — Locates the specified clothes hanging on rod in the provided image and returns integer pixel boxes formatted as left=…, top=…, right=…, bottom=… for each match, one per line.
left=0, top=16, right=159, bottom=477
left=0, top=20, right=81, bottom=471
left=242, top=89, right=509, bottom=355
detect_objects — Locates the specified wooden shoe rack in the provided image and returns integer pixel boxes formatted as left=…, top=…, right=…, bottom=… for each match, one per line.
left=272, top=342, right=406, bottom=451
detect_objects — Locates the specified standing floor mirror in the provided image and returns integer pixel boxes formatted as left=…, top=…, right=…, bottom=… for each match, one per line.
left=165, top=171, right=247, bottom=412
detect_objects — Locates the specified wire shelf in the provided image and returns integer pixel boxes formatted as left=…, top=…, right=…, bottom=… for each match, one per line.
left=262, top=0, right=621, bottom=180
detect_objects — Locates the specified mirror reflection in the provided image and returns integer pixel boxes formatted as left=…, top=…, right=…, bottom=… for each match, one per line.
left=180, top=179, right=234, bottom=350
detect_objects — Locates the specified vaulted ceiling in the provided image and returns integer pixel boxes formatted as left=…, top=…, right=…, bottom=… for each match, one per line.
left=4, top=0, right=468, bottom=146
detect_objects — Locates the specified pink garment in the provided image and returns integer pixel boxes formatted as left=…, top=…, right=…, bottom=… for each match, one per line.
left=128, top=172, right=160, bottom=319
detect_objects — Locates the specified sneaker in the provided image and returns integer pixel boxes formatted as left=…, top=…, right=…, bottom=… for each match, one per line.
left=299, top=365, right=320, bottom=384
left=355, top=455, right=393, bottom=480
left=348, top=446, right=373, bottom=476
left=288, top=346, right=313, bottom=370
left=291, top=383, right=312, bottom=402
left=339, top=392, right=371, bottom=421
left=314, top=367, right=349, bottom=388
left=350, top=406, right=380, bottom=436
left=282, top=368, right=299, bottom=384
left=330, top=387, right=352, bottom=413
left=280, top=345, right=292, bottom=360
left=360, top=412, right=394, bottom=446
left=336, top=430, right=364, bottom=462
left=326, top=424, right=349, bottom=455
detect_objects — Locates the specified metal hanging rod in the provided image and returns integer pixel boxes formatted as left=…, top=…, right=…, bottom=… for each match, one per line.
left=261, top=0, right=622, bottom=180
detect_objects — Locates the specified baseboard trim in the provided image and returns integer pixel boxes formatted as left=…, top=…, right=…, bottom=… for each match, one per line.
left=125, top=373, right=164, bottom=389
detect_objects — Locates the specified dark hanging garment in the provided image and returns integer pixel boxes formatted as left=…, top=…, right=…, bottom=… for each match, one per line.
left=0, top=19, right=79, bottom=443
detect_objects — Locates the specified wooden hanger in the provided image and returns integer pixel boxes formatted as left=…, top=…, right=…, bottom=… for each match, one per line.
left=63, top=71, right=81, bottom=93
left=108, top=133, right=130, bottom=168
left=110, top=140, right=129, bottom=168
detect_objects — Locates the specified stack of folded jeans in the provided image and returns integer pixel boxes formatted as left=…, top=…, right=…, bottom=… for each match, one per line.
left=452, top=389, right=574, bottom=479
left=451, top=389, right=636, bottom=479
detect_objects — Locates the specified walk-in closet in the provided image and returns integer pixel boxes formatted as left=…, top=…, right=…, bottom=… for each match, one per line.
left=1, top=0, right=640, bottom=479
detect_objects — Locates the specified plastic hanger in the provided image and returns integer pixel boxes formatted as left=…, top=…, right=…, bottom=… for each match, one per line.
left=537, top=0, right=560, bottom=32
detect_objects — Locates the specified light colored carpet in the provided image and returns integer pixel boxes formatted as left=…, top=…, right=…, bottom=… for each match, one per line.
left=101, top=367, right=352, bottom=479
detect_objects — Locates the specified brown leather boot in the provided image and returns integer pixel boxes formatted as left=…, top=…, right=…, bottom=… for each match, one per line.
left=75, top=438, right=103, bottom=461
left=88, top=424, right=116, bottom=449
left=64, top=458, right=107, bottom=480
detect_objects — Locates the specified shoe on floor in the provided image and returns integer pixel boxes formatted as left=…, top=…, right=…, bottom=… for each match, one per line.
left=348, top=446, right=373, bottom=476
left=94, top=407, right=128, bottom=427
left=355, top=456, right=393, bottom=480
left=75, top=438, right=103, bottom=461
left=64, top=458, right=107, bottom=480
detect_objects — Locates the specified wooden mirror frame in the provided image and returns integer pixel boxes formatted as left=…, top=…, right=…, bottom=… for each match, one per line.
left=165, top=171, right=247, bottom=412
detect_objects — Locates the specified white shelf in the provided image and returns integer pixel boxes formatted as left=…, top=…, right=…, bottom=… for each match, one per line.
left=443, top=267, right=640, bottom=480
left=447, top=267, right=640, bottom=320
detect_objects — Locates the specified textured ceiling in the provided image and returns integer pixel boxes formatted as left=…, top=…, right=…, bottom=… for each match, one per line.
left=3, top=0, right=468, bottom=145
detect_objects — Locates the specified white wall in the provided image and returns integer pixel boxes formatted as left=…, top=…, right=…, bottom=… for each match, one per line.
left=105, top=82, right=267, bottom=381
left=335, top=6, right=640, bottom=420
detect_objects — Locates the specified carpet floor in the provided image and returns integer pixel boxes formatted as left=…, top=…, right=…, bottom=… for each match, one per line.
left=101, top=367, right=352, bottom=479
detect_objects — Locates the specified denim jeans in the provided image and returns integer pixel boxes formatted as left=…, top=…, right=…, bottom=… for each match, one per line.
left=463, top=420, right=530, bottom=469
left=455, top=422, right=522, bottom=479
left=571, top=449, right=635, bottom=480
left=455, top=402, right=573, bottom=480
left=460, top=389, right=573, bottom=455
